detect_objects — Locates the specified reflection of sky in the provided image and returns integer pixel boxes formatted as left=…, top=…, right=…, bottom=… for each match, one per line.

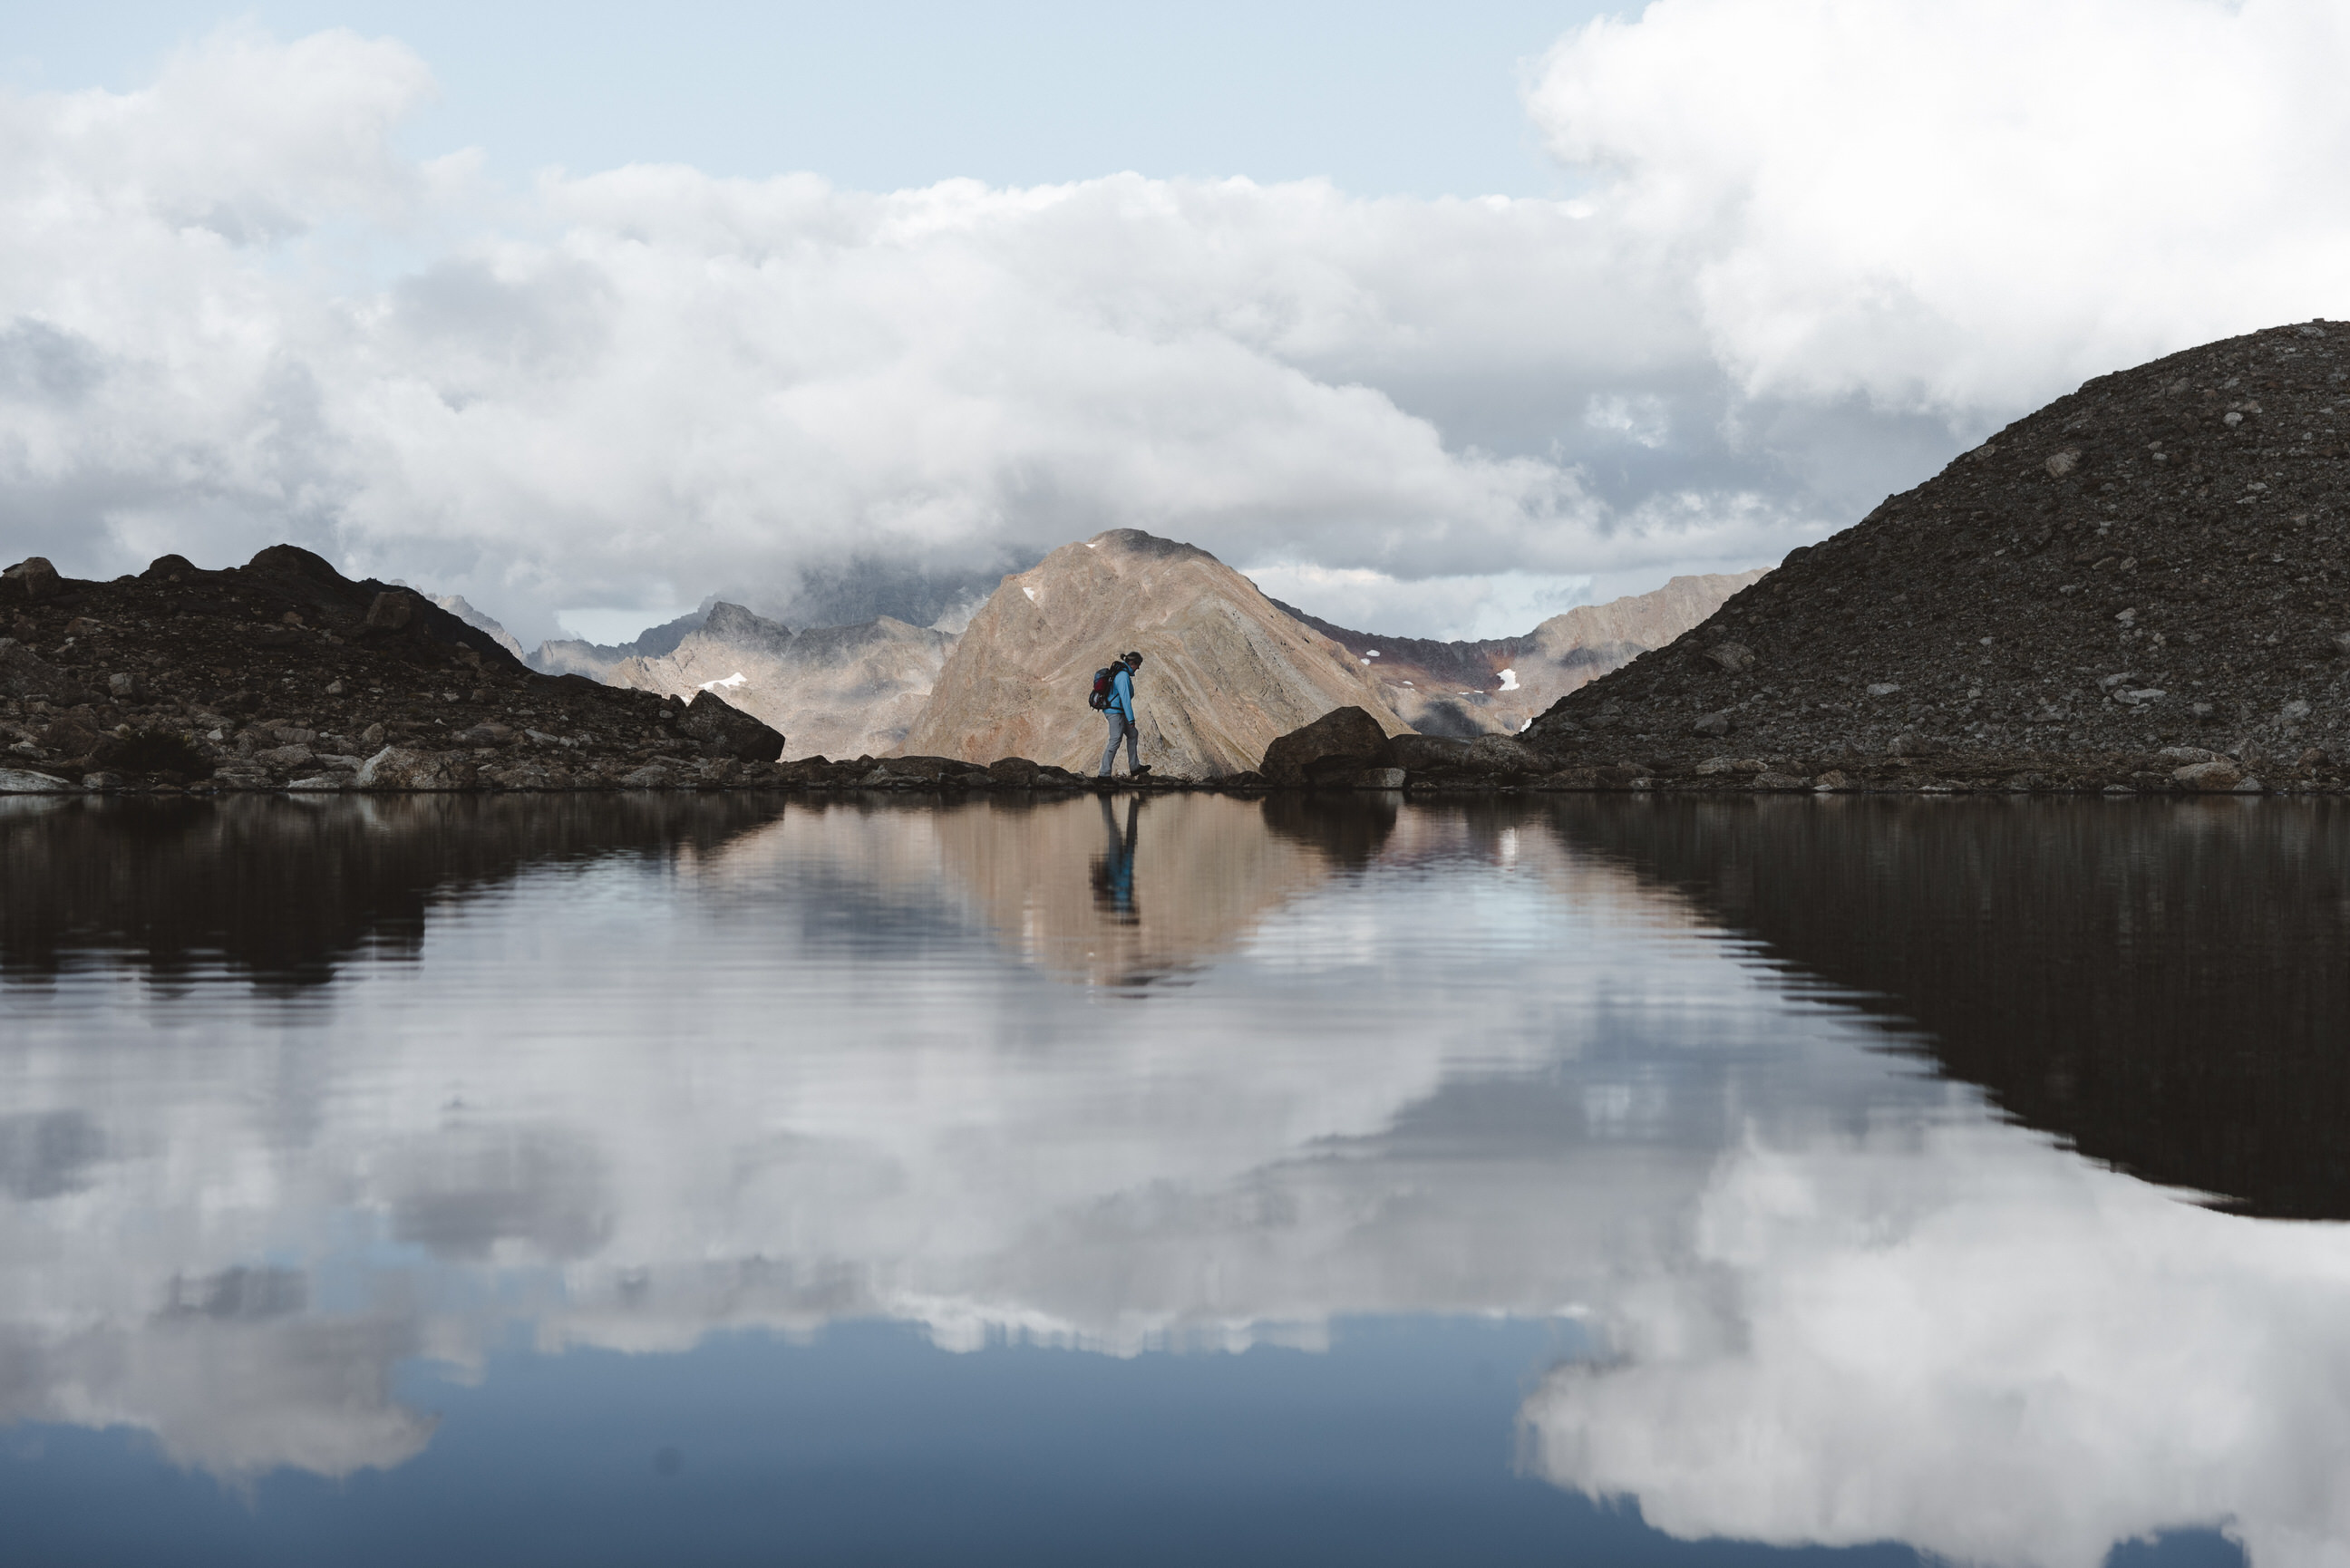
left=0, top=797, right=2330, bottom=1564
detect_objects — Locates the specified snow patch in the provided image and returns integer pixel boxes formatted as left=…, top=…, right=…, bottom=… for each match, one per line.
left=698, top=672, right=748, bottom=692
left=1497, top=668, right=1520, bottom=692
left=1023, top=585, right=1037, bottom=602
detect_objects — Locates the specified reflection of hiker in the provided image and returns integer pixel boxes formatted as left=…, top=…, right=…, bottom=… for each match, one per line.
left=1094, top=650, right=1151, bottom=779
left=1090, top=793, right=1141, bottom=923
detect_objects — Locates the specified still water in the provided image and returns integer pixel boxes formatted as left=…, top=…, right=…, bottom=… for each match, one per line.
left=2, top=791, right=2345, bottom=1567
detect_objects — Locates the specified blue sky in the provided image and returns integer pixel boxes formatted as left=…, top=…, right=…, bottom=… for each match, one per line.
left=5, top=1, right=1613, bottom=196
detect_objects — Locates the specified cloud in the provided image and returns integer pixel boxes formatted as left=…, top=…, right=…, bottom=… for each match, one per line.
left=1529, top=0, right=2350, bottom=416
left=1, top=5, right=2344, bottom=638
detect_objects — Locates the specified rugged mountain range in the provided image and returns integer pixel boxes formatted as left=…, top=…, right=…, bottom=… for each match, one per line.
left=528, top=606, right=710, bottom=680
left=497, top=532, right=1751, bottom=777
left=1277, top=570, right=1767, bottom=737
left=597, top=602, right=954, bottom=760
left=900, top=529, right=1412, bottom=778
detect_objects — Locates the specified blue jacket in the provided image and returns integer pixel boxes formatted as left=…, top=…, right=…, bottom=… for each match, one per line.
left=1108, top=664, right=1135, bottom=721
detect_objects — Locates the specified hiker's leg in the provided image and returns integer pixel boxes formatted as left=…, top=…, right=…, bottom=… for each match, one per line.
left=1098, top=716, right=1123, bottom=777
left=1121, top=716, right=1141, bottom=771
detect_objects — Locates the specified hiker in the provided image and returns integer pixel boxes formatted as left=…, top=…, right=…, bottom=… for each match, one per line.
left=1096, top=650, right=1151, bottom=779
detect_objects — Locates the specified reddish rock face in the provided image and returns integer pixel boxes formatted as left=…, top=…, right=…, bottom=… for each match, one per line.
left=899, top=528, right=1408, bottom=779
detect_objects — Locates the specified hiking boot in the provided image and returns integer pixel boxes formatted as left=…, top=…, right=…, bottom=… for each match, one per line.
left=1131, top=765, right=1153, bottom=779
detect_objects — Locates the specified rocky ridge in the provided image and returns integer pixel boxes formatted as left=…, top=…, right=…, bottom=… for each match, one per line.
left=0, top=547, right=790, bottom=796
left=1518, top=321, right=2350, bottom=794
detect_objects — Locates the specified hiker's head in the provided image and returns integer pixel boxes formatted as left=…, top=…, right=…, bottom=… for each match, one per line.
left=1123, top=651, right=1144, bottom=670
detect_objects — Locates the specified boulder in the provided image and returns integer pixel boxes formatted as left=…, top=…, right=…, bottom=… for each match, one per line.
left=2174, top=760, right=2245, bottom=791
left=353, top=746, right=462, bottom=790
left=675, top=689, right=785, bottom=762
left=1387, top=734, right=1472, bottom=771
left=1460, top=736, right=1549, bottom=776
left=1260, top=706, right=1393, bottom=786
left=871, top=754, right=990, bottom=783
left=3, top=557, right=60, bottom=603
left=0, top=768, right=72, bottom=793
left=987, top=756, right=1043, bottom=787
left=1, top=643, right=95, bottom=704
left=38, top=715, right=102, bottom=759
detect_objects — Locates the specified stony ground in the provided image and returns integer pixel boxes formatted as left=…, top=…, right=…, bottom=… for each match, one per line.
left=1522, top=319, right=2350, bottom=794
left=0, top=544, right=1183, bottom=795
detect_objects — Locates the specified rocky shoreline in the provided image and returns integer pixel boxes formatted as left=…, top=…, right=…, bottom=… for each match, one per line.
left=0, top=541, right=2331, bottom=803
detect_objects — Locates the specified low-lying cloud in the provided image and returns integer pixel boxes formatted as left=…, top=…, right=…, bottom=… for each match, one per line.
left=1, top=2, right=2342, bottom=639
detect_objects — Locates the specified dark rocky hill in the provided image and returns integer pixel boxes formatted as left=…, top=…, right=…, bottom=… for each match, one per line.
left=2, top=546, right=784, bottom=793
left=1526, top=321, right=2350, bottom=792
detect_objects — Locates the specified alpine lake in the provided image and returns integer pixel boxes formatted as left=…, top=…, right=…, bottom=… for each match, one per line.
left=2, top=788, right=2345, bottom=1568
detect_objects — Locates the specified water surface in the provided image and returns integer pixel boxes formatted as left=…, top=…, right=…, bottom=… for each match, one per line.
left=2, top=791, right=2344, bottom=1566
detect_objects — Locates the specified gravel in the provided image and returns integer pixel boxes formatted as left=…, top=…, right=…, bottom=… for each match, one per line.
left=1526, top=319, right=2350, bottom=791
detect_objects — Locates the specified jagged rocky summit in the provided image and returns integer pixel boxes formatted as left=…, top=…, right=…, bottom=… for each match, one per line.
left=596, top=602, right=952, bottom=760
left=899, top=529, right=1413, bottom=778
left=1515, top=319, right=2350, bottom=794
left=1276, top=570, right=1766, bottom=738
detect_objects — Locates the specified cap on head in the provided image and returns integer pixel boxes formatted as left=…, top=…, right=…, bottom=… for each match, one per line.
left=1123, top=650, right=1143, bottom=666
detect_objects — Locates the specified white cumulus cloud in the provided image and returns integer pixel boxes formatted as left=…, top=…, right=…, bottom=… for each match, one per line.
left=1, top=3, right=2345, bottom=639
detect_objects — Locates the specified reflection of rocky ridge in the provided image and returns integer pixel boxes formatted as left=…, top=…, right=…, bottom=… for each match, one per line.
left=1541, top=796, right=2350, bottom=1218
left=0, top=794, right=786, bottom=987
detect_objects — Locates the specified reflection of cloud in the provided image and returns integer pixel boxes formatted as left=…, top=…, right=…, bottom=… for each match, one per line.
left=382, top=1125, right=614, bottom=1262
left=0, top=1308, right=434, bottom=1481
left=1525, top=1125, right=2350, bottom=1568
left=0, top=790, right=2343, bottom=1568
left=0, top=797, right=1861, bottom=1477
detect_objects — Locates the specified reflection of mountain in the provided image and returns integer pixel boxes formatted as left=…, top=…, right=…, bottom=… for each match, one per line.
left=932, top=795, right=1366, bottom=986
left=5, top=795, right=2347, bottom=1568
left=1539, top=797, right=2350, bottom=1219
left=0, top=794, right=786, bottom=988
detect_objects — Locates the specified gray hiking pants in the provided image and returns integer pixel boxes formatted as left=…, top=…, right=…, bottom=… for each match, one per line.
left=1098, top=712, right=1141, bottom=776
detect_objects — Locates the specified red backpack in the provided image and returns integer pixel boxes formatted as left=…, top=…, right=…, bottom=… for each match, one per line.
left=1088, top=666, right=1118, bottom=710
